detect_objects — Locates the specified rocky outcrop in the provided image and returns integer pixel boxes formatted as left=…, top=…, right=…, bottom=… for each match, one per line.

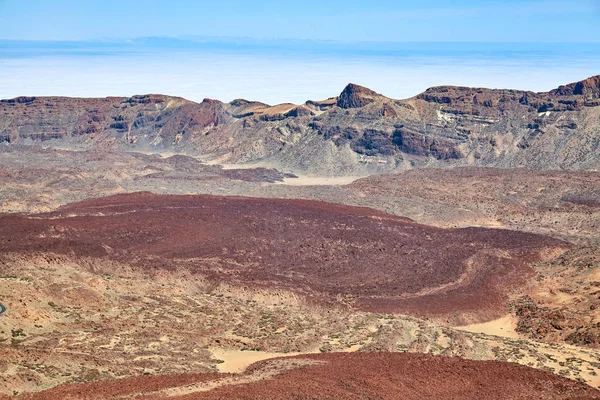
left=336, top=83, right=380, bottom=108
left=380, top=102, right=399, bottom=118
left=392, top=126, right=462, bottom=160
left=511, top=295, right=600, bottom=347
left=551, top=75, right=600, bottom=99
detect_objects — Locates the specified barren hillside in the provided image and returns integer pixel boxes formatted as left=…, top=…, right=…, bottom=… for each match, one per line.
left=2, top=75, right=600, bottom=175
left=0, top=193, right=567, bottom=319
left=17, top=353, right=600, bottom=400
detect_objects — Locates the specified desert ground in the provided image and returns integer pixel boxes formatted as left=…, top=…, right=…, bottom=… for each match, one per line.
left=2, top=74, right=600, bottom=397
left=0, top=144, right=599, bottom=398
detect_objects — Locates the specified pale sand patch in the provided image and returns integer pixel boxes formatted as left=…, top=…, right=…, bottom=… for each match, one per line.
left=343, top=336, right=373, bottom=352
left=532, top=286, right=575, bottom=306
left=343, top=344, right=362, bottom=352
left=144, top=358, right=323, bottom=399
left=210, top=341, right=370, bottom=373
left=210, top=348, right=306, bottom=373
left=454, top=315, right=521, bottom=339
left=464, top=219, right=506, bottom=229
left=276, top=176, right=362, bottom=186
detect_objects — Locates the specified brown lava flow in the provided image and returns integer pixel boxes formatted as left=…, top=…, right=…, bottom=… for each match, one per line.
left=0, top=193, right=568, bottom=320
left=18, top=353, right=600, bottom=400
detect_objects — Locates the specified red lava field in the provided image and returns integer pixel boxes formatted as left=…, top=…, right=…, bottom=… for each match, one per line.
left=0, top=193, right=567, bottom=320
left=15, top=353, right=600, bottom=400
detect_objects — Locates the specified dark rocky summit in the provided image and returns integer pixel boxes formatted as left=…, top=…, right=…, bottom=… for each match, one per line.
left=551, top=75, right=600, bottom=98
left=336, top=83, right=380, bottom=108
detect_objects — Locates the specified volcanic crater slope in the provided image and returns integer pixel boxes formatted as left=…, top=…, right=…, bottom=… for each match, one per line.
left=0, top=193, right=567, bottom=320
left=17, top=353, right=600, bottom=400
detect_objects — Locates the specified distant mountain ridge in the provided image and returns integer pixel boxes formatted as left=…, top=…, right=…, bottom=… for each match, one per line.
left=1, top=74, right=600, bottom=175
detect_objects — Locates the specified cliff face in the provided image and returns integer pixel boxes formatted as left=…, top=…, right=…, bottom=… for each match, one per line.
left=551, top=75, right=600, bottom=99
left=0, top=95, right=224, bottom=146
left=1, top=75, right=600, bottom=175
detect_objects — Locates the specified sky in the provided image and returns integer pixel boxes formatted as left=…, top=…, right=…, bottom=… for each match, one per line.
left=1, top=1, right=599, bottom=103
left=0, top=0, right=599, bottom=42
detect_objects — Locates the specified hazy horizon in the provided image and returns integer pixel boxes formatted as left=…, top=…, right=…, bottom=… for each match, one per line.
left=1, top=38, right=599, bottom=104
left=3, top=0, right=599, bottom=103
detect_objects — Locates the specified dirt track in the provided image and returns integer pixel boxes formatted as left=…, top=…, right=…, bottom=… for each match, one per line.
left=18, top=352, right=600, bottom=400
left=0, top=193, right=567, bottom=320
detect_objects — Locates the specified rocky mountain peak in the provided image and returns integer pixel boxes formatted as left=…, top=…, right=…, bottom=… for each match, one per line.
left=550, top=75, right=600, bottom=98
left=337, top=83, right=381, bottom=109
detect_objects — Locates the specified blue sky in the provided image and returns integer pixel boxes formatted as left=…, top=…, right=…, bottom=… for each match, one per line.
left=0, top=0, right=599, bottom=42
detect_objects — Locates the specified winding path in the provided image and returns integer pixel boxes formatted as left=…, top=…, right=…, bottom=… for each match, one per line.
left=0, top=303, right=6, bottom=316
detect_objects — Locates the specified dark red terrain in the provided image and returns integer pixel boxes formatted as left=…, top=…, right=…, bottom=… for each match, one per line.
left=0, top=193, right=567, bottom=319
left=17, top=353, right=600, bottom=400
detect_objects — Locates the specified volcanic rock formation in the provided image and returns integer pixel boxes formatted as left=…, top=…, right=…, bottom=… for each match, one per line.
left=2, top=75, right=600, bottom=174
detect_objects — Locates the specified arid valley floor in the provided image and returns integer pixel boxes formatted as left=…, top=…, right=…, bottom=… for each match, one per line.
left=2, top=76, right=600, bottom=398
